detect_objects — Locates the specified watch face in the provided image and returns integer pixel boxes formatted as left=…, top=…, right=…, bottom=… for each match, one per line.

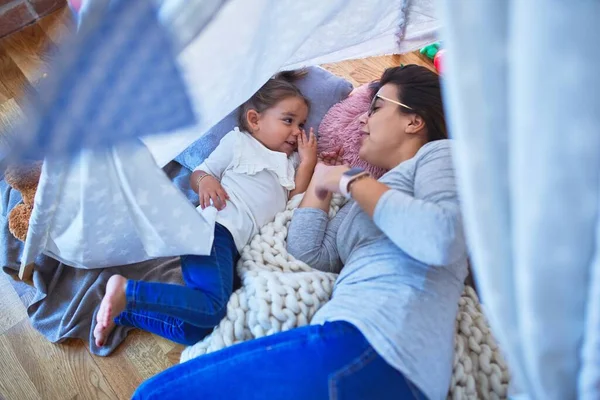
left=343, top=167, right=366, bottom=177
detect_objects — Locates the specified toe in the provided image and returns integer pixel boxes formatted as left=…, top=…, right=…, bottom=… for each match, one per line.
left=103, top=305, right=112, bottom=327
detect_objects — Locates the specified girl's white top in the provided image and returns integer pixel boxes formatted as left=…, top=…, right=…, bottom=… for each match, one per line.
left=194, top=127, right=299, bottom=250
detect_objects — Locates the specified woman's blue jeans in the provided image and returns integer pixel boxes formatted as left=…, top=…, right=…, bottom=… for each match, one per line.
left=132, top=321, right=426, bottom=400
left=114, top=223, right=239, bottom=345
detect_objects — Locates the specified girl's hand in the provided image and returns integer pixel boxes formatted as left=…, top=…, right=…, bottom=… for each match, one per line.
left=198, top=175, right=229, bottom=210
left=318, top=146, right=345, bottom=166
left=312, top=163, right=350, bottom=200
left=298, top=128, right=317, bottom=167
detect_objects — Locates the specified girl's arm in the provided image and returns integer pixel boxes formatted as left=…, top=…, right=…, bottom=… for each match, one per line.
left=290, top=162, right=316, bottom=198
left=190, top=133, right=235, bottom=209
left=289, top=128, right=317, bottom=198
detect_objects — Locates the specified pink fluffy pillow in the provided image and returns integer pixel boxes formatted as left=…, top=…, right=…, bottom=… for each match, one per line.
left=317, top=84, right=387, bottom=179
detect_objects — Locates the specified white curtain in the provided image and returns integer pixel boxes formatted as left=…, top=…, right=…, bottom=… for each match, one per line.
left=438, top=0, right=600, bottom=398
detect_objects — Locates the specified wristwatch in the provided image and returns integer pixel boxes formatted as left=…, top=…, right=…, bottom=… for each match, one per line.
left=339, top=168, right=370, bottom=199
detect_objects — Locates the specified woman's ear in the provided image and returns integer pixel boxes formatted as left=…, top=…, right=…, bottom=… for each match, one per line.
left=246, top=109, right=261, bottom=132
left=405, top=114, right=425, bottom=135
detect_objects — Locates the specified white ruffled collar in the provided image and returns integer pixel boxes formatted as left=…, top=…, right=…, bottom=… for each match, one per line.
left=229, top=127, right=297, bottom=190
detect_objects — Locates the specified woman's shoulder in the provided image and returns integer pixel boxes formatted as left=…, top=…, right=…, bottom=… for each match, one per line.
left=385, top=140, right=453, bottom=176
left=416, top=139, right=453, bottom=157
left=411, top=139, right=454, bottom=170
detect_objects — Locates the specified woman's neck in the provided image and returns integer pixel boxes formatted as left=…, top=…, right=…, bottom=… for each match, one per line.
left=385, top=138, right=426, bottom=169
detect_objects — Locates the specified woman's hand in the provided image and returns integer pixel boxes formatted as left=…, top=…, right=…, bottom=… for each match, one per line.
left=298, top=128, right=318, bottom=168
left=311, top=164, right=350, bottom=200
left=318, top=146, right=345, bottom=166
left=198, top=175, right=229, bottom=210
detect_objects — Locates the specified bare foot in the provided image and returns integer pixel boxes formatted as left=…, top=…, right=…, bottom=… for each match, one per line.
left=93, top=274, right=127, bottom=347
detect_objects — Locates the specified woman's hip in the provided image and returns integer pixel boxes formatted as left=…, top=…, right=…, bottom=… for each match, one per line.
left=133, top=321, right=424, bottom=399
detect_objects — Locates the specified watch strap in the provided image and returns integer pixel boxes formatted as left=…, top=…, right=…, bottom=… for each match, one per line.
left=339, top=169, right=370, bottom=199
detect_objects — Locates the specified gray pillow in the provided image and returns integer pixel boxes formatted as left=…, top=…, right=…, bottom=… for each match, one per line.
left=174, top=66, right=353, bottom=171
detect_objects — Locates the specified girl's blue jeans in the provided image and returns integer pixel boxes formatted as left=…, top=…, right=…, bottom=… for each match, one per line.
left=114, top=223, right=239, bottom=345
left=132, top=321, right=426, bottom=400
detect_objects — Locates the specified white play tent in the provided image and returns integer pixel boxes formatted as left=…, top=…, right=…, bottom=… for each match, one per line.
left=20, top=0, right=440, bottom=271
left=10, top=0, right=600, bottom=398
left=11, top=0, right=511, bottom=398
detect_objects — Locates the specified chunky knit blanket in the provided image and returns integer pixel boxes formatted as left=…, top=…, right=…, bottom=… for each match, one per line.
left=180, top=195, right=510, bottom=399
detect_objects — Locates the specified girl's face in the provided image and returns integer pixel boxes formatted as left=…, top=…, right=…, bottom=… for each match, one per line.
left=246, top=97, right=309, bottom=156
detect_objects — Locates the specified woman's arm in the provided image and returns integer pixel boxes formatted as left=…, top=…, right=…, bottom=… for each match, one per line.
left=313, top=142, right=465, bottom=266
left=287, top=147, right=347, bottom=272
left=287, top=205, right=347, bottom=273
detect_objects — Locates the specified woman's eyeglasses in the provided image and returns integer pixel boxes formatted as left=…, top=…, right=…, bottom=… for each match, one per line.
left=368, top=94, right=413, bottom=116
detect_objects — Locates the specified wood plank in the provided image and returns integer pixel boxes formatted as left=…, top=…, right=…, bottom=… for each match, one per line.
left=64, top=340, right=117, bottom=400
left=166, top=344, right=184, bottom=366
left=123, top=330, right=172, bottom=381
left=87, top=336, right=146, bottom=400
left=2, top=321, right=117, bottom=400
left=0, top=335, right=42, bottom=400
left=0, top=273, right=28, bottom=335
left=322, top=53, right=436, bottom=87
left=1, top=23, right=56, bottom=87
left=37, top=7, right=75, bottom=45
left=0, top=98, right=23, bottom=149
left=88, top=332, right=182, bottom=399
left=0, top=46, right=36, bottom=108
left=151, top=332, right=182, bottom=356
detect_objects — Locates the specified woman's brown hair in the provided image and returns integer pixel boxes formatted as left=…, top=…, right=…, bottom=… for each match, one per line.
left=370, top=65, right=447, bottom=142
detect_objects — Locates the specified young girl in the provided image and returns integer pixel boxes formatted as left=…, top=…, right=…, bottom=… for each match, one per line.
left=93, top=71, right=317, bottom=347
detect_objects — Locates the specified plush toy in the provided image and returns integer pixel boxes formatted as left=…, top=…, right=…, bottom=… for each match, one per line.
left=4, top=162, right=42, bottom=242
left=433, top=49, right=445, bottom=74
left=317, top=84, right=387, bottom=179
left=420, top=42, right=440, bottom=60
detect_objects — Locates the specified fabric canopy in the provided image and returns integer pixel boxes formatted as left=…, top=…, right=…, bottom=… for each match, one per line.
left=20, top=0, right=438, bottom=268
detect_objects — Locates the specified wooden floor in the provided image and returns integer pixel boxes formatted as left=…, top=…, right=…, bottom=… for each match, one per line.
left=0, top=7, right=435, bottom=400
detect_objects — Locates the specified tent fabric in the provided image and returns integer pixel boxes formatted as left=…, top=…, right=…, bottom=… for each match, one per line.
left=9, top=0, right=196, bottom=162
left=438, top=0, right=600, bottom=398
left=22, top=0, right=439, bottom=270
left=143, top=0, right=412, bottom=168
left=23, top=142, right=213, bottom=269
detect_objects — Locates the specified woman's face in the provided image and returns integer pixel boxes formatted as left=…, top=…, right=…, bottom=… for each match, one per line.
left=358, top=84, right=416, bottom=169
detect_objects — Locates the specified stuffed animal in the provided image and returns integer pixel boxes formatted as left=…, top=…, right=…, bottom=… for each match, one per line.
left=420, top=42, right=440, bottom=60
left=4, top=162, right=42, bottom=242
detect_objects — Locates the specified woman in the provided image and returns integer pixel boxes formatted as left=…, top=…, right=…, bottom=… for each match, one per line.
left=133, top=65, right=468, bottom=400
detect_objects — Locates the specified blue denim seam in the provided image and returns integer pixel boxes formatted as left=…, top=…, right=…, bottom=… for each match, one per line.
left=126, top=279, right=138, bottom=309
left=116, top=310, right=184, bottom=329
left=212, top=236, right=227, bottom=312
left=328, top=346, right=377, bottom=400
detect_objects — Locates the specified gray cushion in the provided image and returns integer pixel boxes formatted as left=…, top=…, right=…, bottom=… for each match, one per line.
left=174, top=66, right=353, bottom=171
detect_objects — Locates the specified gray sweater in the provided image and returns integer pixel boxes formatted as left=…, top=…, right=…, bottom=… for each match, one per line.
left=287, top=140, right=468, bottom=400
